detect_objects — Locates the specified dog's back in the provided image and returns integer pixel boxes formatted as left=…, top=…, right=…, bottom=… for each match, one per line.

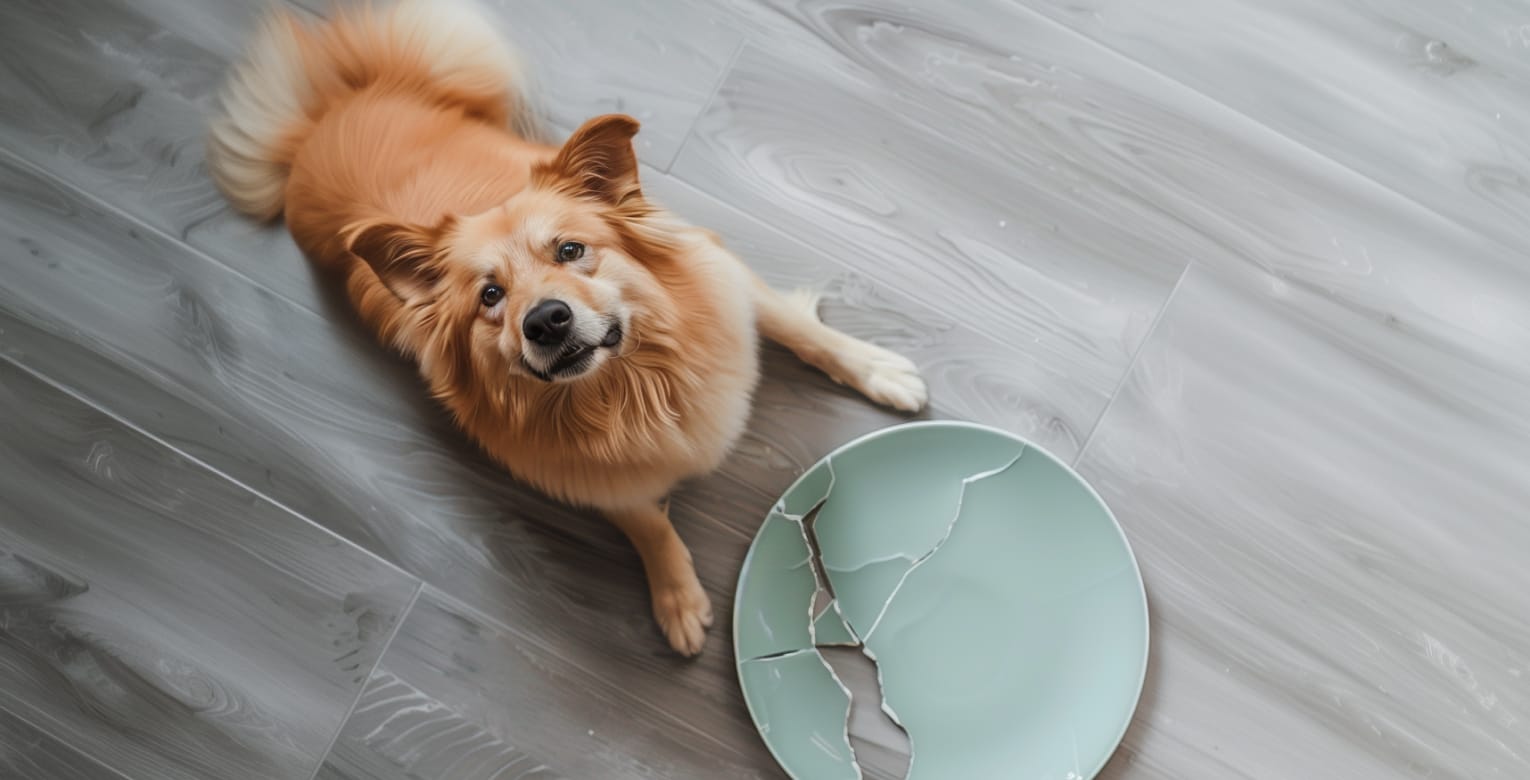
left=206, top=0, right=541, bottom=232
left=207, top=0, right=552, bottom=346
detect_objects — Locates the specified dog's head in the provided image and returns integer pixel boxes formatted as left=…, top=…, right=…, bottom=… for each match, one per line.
left=345, top=114, right=669, bottom=387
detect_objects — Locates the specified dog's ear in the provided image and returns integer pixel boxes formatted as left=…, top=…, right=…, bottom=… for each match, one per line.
left=344, top=217, right=453, bottom=303
left=538, top=114, right=641, bottom=204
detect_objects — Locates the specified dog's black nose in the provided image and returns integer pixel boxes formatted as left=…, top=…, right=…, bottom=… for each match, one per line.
left=523, top=299, right=574, bottom=346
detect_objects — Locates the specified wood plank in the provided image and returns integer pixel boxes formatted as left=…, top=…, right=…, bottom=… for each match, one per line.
left=1013, top=0, right=1530, bottom=252
left=0, top=359, right=419, bottom=780
left=680, top=2, right=1530, bottom=389
left=482, top=0, right=743, bottom=165
left=1077, top=266, right=1530, bottom=778
left=316, top=588, right=763, bottom=780
left=0, top=706, right=126, bottom=780
left=313, top=667, right=561, bottom=780
left=668, top=42, right=1189, bottom=454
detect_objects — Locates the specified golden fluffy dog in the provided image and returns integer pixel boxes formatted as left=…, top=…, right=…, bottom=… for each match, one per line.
left=207, top=0, right=927, bottom=654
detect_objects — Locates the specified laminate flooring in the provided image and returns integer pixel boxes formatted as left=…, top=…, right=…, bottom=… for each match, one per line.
left=0, top=0, right=1525, bottom=777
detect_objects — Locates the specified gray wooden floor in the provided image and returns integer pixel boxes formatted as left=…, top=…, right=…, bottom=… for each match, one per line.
left=1, top=0, right=1527, bottom=777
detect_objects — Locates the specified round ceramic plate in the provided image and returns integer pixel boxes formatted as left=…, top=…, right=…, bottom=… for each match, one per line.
left=733, top=421, right=1148, bottom=780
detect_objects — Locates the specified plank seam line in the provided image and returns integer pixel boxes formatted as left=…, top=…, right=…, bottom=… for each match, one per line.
left=1073, top=260, right=1193, bottom=467
left=0, top=146, right=326, bottom=320
left=664, top=37, right=746, bottom=174
left=0, top=353, right=419, bottom=587
left=0, top=694, right=136, bottom=780
left=303, top=580, right=425, bottom=780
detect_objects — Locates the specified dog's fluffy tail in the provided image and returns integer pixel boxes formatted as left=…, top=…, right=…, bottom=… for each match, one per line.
left=207, top=0, right=537, bottom=220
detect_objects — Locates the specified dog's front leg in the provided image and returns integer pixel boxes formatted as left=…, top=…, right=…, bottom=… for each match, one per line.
left=605, top=502, right=713, bottom=656
left=751, top=277, right=929, bottom=413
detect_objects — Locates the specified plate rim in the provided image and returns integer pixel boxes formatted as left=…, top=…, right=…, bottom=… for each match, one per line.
left=731, top=419, right=1150, bottom=780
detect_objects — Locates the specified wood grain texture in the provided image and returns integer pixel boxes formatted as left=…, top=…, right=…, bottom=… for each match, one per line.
left=0, top=706, right=126, bottom=780
left=670, top=42, right=1186, bottom=457
left=313, top=667, right=561, bottom=780
left=1077, top=267, right=1530, bottom=779
left=0, top=0, right=322, bottom=312
left=1015, top=0, right=1530, bottom=253
left=0, top=359, right=419, bottom=780
left=643, top=173, right=1094, bottom=457
left=483, top=0, right=743, bottom=165
left=316, top=588, right=760, bottom=780
left=715, top=0, right=1530, bottom=391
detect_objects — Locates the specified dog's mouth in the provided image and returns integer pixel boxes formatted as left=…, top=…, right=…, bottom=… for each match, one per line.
left=525, top=324, right=623, bottom=382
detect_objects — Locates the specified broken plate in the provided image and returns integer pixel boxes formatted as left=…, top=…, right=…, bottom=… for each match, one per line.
left=734, top=421, right=1148, bottom=780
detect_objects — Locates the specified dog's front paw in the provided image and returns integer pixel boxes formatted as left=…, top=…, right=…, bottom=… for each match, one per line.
left=850, top=342, right=928, bottom=413
left=652, top=578, right=714, bottom=657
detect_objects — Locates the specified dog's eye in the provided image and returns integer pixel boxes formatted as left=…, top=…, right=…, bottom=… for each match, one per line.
left=556, top=241, right=586, bottom=263
left=480, top=284, right=505, bottom=307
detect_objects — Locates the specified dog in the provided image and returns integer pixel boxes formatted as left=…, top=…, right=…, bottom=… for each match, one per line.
left=206, top=0, right=927, bottom=655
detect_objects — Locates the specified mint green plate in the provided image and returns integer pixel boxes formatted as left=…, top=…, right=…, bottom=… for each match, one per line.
left=733, top=421, right=1148, bottom=780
